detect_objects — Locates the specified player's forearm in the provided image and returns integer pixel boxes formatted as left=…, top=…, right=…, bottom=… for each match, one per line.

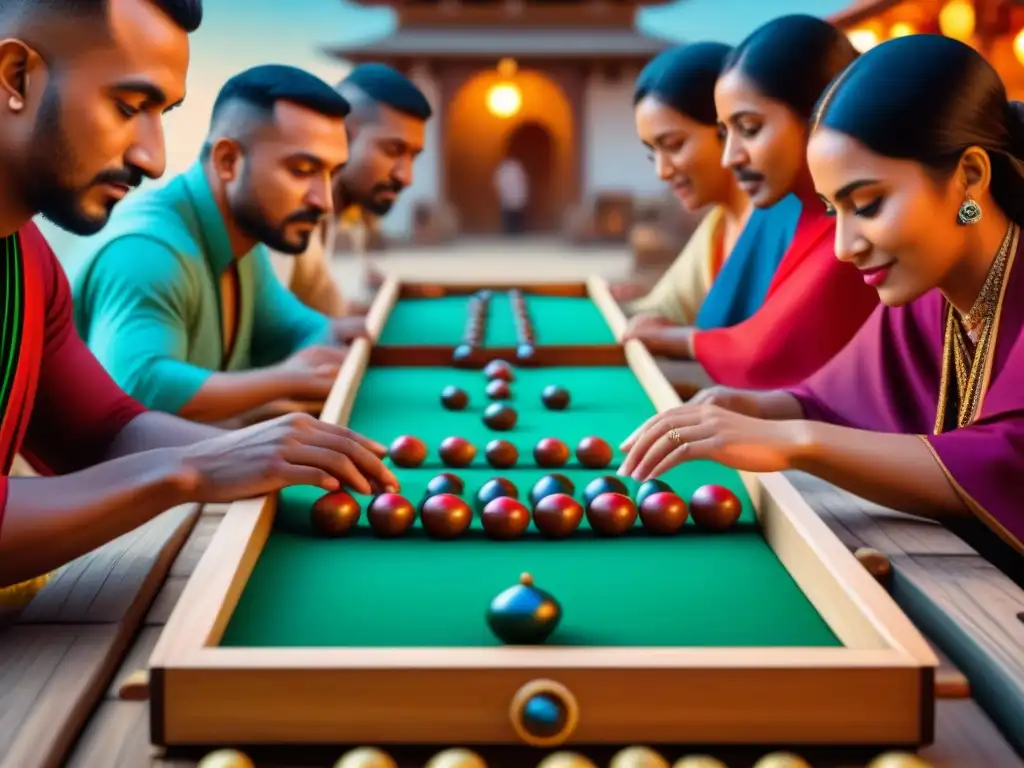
left=753, top=390, right=806, bottom=421
left=177, top=369, right=310, bottom=423
left=104, top=412, right=224, bottom=459
left=789, top=421, right=969, bottom=519
left=0, top=451, right=191, bottom=587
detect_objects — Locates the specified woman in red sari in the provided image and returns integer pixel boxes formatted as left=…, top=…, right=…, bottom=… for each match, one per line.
left=618, top=35, right=1024, bottom=573
left=628, top=15, right=879, bottom=388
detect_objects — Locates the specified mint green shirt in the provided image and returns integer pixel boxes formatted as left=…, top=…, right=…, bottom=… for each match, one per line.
left=67, top=161, right=329, bottom=413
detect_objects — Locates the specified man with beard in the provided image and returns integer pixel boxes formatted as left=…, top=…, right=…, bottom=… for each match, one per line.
left=0, top=0, right=397, bottom=591
left=69, top=64, right=371, bottom=426
left=276, top=63, right=430, bottom=317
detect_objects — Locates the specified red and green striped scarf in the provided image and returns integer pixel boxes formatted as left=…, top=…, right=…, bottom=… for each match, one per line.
left=0, top=231, right=43, bottom=475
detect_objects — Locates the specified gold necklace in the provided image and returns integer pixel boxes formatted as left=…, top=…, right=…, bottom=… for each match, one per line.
left=960, top=223, right=1014, bottom=343
left=941, top=222, right=1014, bottom=429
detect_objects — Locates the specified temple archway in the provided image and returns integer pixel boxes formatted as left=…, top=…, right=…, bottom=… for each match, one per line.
left=444, top=68, right=575, bottom=234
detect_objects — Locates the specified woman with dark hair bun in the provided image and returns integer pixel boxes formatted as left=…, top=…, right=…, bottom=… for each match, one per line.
left=620, top=43, right=801, bottom=342
left=652, top=15, right=879, bottom=390
left=619, top=34, right=1024, bottom=564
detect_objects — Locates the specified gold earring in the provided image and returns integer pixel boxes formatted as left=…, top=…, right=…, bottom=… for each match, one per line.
left=958, top=195, right=982, bottom=225
left=7, top=95, right=22, bottom=112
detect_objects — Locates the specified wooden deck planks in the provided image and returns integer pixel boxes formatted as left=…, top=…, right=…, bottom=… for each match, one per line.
left=787, top=471, right=1024, bottom=755
left=0, top=504, right=200, bottom=768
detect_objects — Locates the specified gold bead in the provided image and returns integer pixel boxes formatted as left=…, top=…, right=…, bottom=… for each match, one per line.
left=334, top=746, right=399, bottom=768
left=753, top=754, right=812, bottom=768
left=672, top=757, right=728, bottom=768
left=610, top=746, right=670, bottom=768
left=867, top=753, right=935, bottom=768
left=425, top=748, right=488, bottom=768
left=536, top=752, right=599, bottom=768
left=196, top=749, right=255, bottom=768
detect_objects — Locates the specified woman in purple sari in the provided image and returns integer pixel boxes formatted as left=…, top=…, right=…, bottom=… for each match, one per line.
left=618, top=34, right=1024, bottom=565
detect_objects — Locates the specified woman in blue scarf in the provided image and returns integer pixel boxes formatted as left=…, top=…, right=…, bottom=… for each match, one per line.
left=622, top=42, right=802, bottom=348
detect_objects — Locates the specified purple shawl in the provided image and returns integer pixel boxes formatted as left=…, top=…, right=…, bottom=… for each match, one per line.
left=787, top=232, right=1024, bottom=553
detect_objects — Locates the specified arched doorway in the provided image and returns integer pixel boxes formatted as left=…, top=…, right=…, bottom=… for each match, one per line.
left=444, top=68, right=575, bottom=234
left=504, top=121, right=556, bottom=232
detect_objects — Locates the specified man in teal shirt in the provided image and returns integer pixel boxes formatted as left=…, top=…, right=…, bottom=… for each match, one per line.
left=69, top=64, right=364, bottom=425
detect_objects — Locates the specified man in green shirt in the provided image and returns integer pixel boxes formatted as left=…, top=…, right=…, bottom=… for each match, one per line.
left=69, top=64, right=365, bottom=426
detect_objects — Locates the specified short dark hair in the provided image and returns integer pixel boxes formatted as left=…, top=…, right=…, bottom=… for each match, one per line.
left=5, top=0, right=202, bottom=33
left=339, top=63, right=433, bottom=121
left=147, top=0, right=203, bottom=32
left=812, top=34, right=1024, bottom=225
left=723, top=15, right=858, bottom=121
left=634, top=42, right=732, bottom=126
left=211, top=64, right=351, bottom=124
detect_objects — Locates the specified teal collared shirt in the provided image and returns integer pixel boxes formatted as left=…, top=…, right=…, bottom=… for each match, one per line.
left=67, top=161, right=329, bottom=413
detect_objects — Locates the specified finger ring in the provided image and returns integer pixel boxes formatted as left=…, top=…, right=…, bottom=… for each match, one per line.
left=667, top=428, right=683, bottom=445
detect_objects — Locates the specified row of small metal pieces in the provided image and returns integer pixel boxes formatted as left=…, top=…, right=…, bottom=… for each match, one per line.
left=462, top=291, right=491, bottom=346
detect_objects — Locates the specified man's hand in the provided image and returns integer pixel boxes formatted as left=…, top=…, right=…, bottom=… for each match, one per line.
left=276, top=345, right=346, bottom=399
left=173, top=413, right=399, bottom=501
left=332, top=315, right=369, bottom=344
left=609, top=281, right=648, bottom=302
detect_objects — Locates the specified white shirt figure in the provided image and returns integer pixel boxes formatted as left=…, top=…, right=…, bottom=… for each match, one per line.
left=494, top=157, right=528, bottom=211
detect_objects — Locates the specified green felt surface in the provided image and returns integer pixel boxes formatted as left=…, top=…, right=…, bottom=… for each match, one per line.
left=220, top=365, right=840, bottom=649
left=376, top=293, right=617, bottom=347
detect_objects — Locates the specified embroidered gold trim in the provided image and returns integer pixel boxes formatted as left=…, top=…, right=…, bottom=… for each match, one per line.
left=917, top=435, right=1024, bottom=555
left=934, top=222, right=1016, bottom=432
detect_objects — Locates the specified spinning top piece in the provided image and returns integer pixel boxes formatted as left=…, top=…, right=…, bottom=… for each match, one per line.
left=583, top=475, right=629, bottom=506
left=516, top=343, right=537, bottom=363
left=541, top=385, right=570, bottom=410
left=534, top=437, right=570, bottom=468
left=530, top=474, right=575, bottom=506
left=196, top=751, right=255, bottom=768
left=388, top=435, right=427, bottom=468
left=483, top=403, right=518, bottom=431
left=426, top=472, right=464, bottom=496
left=420, top=494, right=473, bottom=539
left=690, top=484, right=742, bottom=531
left=610, top=746, right=670, bottom=768
left=367, top=493, right=416, bottom=538
left=481, top=497, right=531, bottom=540
left=866, top=754, right=935, bottom=768
left=536, top=753, right=598, bottom=768
left=333, top=747, right=398, bottom=768
left=635, top=478, right=673, bottom=508
left=486, top=379, right=512, bottom=400
left=752, top=753, right=813, bottom=768
left=484, top=359, right=515, bottom=381
left=475, top=477, right=518, bottom=511
left=533, top=493, right=583, bottom=539
left=452, top=344, right=475, bottom=365
left=424, top=748, right=488, bottom=768
left=485, top=438, right=518, bottom=468
left=440, top=385, right=469, bottom=410
left=639, top=492, right=688, bottom=535
left=586, top=493, right=637, bottom=536
left=575, top=436, right=613, bottom=468
left=439, top=436, right=476, bottom=467
left=487, top=573, right=561, bottom=644
left=310, top=491, right=361, bottom=537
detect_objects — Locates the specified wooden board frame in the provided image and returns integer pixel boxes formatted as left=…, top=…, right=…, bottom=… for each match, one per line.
left=364, top=276, right=627, bottom=367
left=149, top=277, right=938, bottom=749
